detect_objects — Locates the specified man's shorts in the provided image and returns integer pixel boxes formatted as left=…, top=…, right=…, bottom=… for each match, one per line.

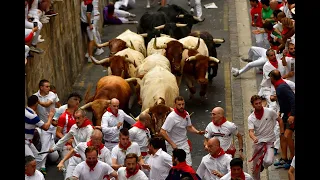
left=80, top=21, right=94, bottom=41
left=282, top=115, right=295, bottom=132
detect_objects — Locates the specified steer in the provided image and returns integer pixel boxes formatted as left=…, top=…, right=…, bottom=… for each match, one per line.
left=182, top=51, right=221, bottom=99
left=136, top=53, right=171, bottom=78
left=90, top=48, right=145, bottom=78
left=189, top=31, right=225, bottom=81
left=80, top=75, right=137, bottom=126
left=95, top=29, right=147, bottom=57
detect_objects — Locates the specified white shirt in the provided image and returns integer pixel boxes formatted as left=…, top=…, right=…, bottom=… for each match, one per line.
left=284, top=57, right=295, bottom=82
left=129, top=126, right=151, bottom=153
left=34, top=90, right=58, bottom=123
left=248, top=107, right=278, bottom=143
left=80, top=1, right=92, bottom=23
left=101, top=110, right=136, bottom=142
left=52, top=123, right=93, bottom=151
left=25, top=169, right=45, bottom=180
left=291, top=156, right=295, bottom=168
left=73, top=160, right=115, bottom=180
left=220, top=171, right=253, bottom=180
left=111, top=142, right=141, bottom=166
left=117, top=167, right=149, bottom=180
left=147, top=148, right=172, bottom=180
left=92, top=0, right=100, bottom=16
left=260, top=60, right=286, bottom=88
left=204, top=121, right=239, bottom=151
left=196, top=153, right=232, bottom=180
left=273, top=22, right=283, bottom=33
left=53, top=104, right=68, bottom=120
left=25, top=107, right=44, bottom=140
left=74, top=141, right=112, bottom=166
left=161, top=111, right=192, bottom=147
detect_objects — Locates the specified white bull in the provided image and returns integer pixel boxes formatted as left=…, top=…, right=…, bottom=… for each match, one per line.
left=139, top=66, right=179, bottom=112
left=147, top=36, right=176, bottom=56
left=116, top=29, right=147, bottom=57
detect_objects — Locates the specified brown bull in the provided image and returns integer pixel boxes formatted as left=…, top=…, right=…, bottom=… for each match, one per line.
left=153, top=36, right=200, bottom=78
left=95, top=38, right=133, bottom=56
left=183, top=50, right=220, bottom=98
left=90, top=55, right=136, bottom=79
left=80, top=75, right=136, bottom=126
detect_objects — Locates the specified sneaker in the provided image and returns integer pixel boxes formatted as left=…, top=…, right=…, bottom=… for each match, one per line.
left=190, top=8, right=194, bottom=14
left=38, top=35, right=45, bottom=43
left=274, top=158, right=287, bottom=166
left=85, top=53, right=89, bottom=58
left=87, top=57, right=92, bottom=63
left=240, top=57, right=253, bottom=62
left=29, top=46, right=44, bottom=54
left=146, top=4, right=151, bottom=8
left=129, top=13, right=136, bottom=18
left=284, top=159, right=292, bottom=169
left=95, top=48, right=104, bottom=56
left=231, top=67, right=239, bottom=77
left=45, top=10, right=58, bottom=17
left=40, top=168, right=47, bottom=176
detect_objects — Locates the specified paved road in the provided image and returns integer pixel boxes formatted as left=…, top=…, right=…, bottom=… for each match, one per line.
left=45, top=0, right=291, bottom=179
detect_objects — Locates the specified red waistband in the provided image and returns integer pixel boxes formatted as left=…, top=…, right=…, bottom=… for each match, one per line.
left=141, top=152, right=148, bottom=156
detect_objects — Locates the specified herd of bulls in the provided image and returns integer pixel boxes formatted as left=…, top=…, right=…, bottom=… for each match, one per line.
left=80, top=4, right=226, bottom=135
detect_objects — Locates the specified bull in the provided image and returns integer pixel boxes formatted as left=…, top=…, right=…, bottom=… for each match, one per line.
left=189, top=31, right=225, bottom=81
left=151, top=36, right=200, bottom=85
left=182, top=51, right=220, bottom=99
left=136, top=53, right=171, bottom=78
left=80, top=75, right=137, bottom=126
left=95, top=29, right=147, bottom=57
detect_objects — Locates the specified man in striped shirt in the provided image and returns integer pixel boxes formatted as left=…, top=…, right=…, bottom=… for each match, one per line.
left=25, top=95, right=55, bottom=170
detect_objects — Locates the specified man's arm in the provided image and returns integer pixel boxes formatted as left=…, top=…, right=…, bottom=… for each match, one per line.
left=187, top=125, right=204, bottom=135
left=111, top=158, right=122, bottom=170
left=38, top=100, right=54, bottom=107
left=40, top=109, right=55, bottom=130
left=86, top=3, right=93, bottom=30
left=51, top=130, right=74, bottom=151
left=57, top=149, right=76, bottom=171
left=101, top=114, right=120, bottom=136
left=160, top=128, right=177, bottom=149
left=236, top=132, right=244, bottom=157
left=249, top=129, right=258, bottom=143
left=123, top=111, right=137, bottom=125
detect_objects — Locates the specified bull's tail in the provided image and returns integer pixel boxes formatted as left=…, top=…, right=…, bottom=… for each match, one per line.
left=84, top=83, right=94, bottom=103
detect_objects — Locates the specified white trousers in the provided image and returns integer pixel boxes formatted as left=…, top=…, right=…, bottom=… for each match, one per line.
left=166, top=142, right=192, bottom=166
left=254, top=27, right=269, bottom=49
left=25, top=45, right=30, bottom=58
left=25, top=140, right=43, bottom=170
left=252, top=142, right=274, bottom=180
left=274, top=121, right=280, bottom=150
left=115, top=0, right=136, bottom=9
left=65, top=156, right=83, bottom=180
left=60, top=145, right=72, bottom=179
left=93, top=15, right=102, bottom=44
left=190, top=0, right=203, bottom=18
left=40, top=127, right=59, bottom=168
left=238, top=46, right=267, bottom=75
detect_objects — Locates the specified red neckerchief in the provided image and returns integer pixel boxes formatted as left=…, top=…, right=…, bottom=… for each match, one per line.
left=86, top=160, right=98, bottom=171
left=286, top=53, right=293, bottom=58
left=254, top=107, right=264, bottom=120
left=126, top=164, right=140, bottom=178
left=79, top=119, right=93, bottom=128
left=84, top=0, right=93, bottom=5
left=119, top=141, right=132, bottom=153
left=213, top=117, right=227, bottom=126
left=133, top=121, right=147, bottom=130
left=269, top=60, right=278, bottom=69
left=25, top=172, right=32, bottom=176
left=211, top=147, right=225, bottom=158
left=282, top=27, right=289, bottom=35
left=174, top=108, right=188, bottom=119
left=171, top=161, right=198, bottom=180
left=107, top=107, right=118, bottom=117
left=272, top=78, right=287, bottom=89
left=87, top=140, right=104, bottom=155
left=231, top=170, right=246, bottom=180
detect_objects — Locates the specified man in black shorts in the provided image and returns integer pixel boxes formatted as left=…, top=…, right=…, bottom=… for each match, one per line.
left=269, top=69, right=295, bottom=169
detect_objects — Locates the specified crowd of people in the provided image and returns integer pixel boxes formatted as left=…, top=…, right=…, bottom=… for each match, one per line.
left=25, top=0, right=296, bottom=179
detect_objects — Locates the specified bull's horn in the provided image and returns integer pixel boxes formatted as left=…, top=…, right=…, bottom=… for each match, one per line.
left=125, top=77, right=137, bottom=84
left=121, top=70, right=125, bottom=78
left=154, top=24, right=165, bottom=30
left=176, top=23, right=187, bottom=27
left=94, top=40, right=109, bottom=48
left=177, top=14, right=184, bottom=18
left=209, top=56, right=221, bottom=63
left=129, top=40, right=135, bottom=50
left=124, top=57, right=136, bottom=67
left=138, top=33, right=148, bottom=37
left=80, top=102, right=93, bottom=110
left=213, top=38, right=225, bottom=44
left=193, top=16, right=205, bottom=22
left=185, top=55, right=198, bottom=62
left=153, top=36, right=167, bottom=49
left=184, top=37, right=200, bottom=50
left=90, top=56, right=110, bottom=65
left=160, top=33, right=169, bottom=37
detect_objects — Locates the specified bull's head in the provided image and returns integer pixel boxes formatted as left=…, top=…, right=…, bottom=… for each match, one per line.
left=90, top=55, right=136, bottom=78
left=147, top=104, right=172, bottom=136
left=94, top=39, right=130, bottom=56
left=186, top=54, right=220, bottom=84
left=154, top=23, right=188, bottom=39
left=153, top=36, right=200, bottom=76
left=80, top=99, right=111, bottom=126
